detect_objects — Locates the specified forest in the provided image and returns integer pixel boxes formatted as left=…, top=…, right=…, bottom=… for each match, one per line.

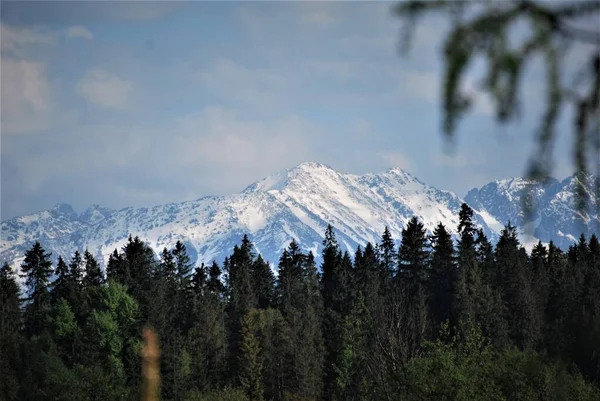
left=0, top=203, right=599, bottom=401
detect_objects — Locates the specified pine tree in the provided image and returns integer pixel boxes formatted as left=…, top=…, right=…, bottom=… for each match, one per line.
left=252, top=254, right=275, bottom=310
left=495, top=224, right=541, bottom=349
left=83, top=250, right=104, bottom=288
left=20, top=242, right=53, bottom=337
left=172, top=240, right=193, bottom=290
left=454, top=204, right=485, bottom=326
left=0, top=262, right=20, bottom=401
left=69, top=251, right=84, bottom=286
left=379, top=226, right=396, bottom=277
left=428, top=222, right=456, bottom=335
left=238, top=309, right=264, bottom=401
left=207, top=261, right=224, bottom=295
left=0, top=262, right=20, bottom=339
left=397, top=217, right=430, bottom=355
left=51, top=256, right=70, bottom=303
left=106, top=249, right=127, bottom=284
left=397, top=216, right=430, bottom=284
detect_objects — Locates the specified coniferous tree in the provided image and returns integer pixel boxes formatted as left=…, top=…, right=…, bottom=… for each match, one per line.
left=20, top=242, right=53, bottom=337
left=69, top=251, right=84, bottom=287
left=379, top=226, right=396, bottom=277
left=428, top=222, right=457, bottom=336
left=495, top=224, right=541, bottom=349
left=0, top=262, right=20, bottom=339
left=252, top=254, right=275, bottom=310
left=51, top=256, right=70, bottom=303
left=397, top=216, right=430, bottom=356
left=238, top=309, right=264, bottom=401
left=207, top=261, right=224, bottom=296
left=83, top=250, right=104, bottom=289
left=107, top=249, right=127, bottom=284
left=0, top=262, right=20, bottom=401
left=453, top=204, right=486, bottom=326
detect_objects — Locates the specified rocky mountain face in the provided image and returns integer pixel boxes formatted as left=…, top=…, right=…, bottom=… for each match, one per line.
left=2, top=162, right=596, bottom=272
left=465, top=173, right=599, bottom=250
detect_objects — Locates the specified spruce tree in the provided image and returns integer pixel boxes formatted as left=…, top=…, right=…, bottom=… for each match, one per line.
left=252, top=254, right=275, bottom=310
left=0, top=262, right=20, bottom=338
left=397, top=217, right=430, bottom=355
left=454, top=204, right=485, bottom=326
left=379, top=226, right=396, bottom=277
left=495, top=224, right=541, bottom=349
left=0, top=262, right=20, bottom=401
left=238, top=309, right=264, bottom=401
left=83, top=250, right=104, bottom=288
left=397, top=216, right=430, bottom=284
left=428, top=222, right=456, bottom=335
left=51, top=256, right=70, bottom=303
left=69, top=251, right=84, bottom=286
left=20, top=241, right=53, bottom=337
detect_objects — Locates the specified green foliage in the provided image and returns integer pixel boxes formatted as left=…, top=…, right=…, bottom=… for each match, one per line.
left=3, top=223, right=600, bottom=399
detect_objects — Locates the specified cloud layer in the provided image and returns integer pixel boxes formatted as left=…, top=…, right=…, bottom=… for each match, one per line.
left=0, top=1, right=579, bottom=220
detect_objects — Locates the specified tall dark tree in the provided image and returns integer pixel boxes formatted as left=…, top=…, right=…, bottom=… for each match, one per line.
left=68, top=251, right=84, bottom=287
left=207, top=261, right=224, bottom=296
left=495, top=224, right=541, bottom=349
left=0, top=262, right=20, bottom=339
left=51, top=256, right=70, bottom=303
left=20, top=242, right=53, bottom=337
left=379, top=226, right=396, bottom=277
left=106, top=249, right=127, bottom=284
left=428, top=222, right=456, bottom=335
left=172, top=240, right=193, bottom=290
left=252, top=254, right=275, bottom=310
left=397, top=216, right=430, bottom=355
left=0, top=262, right=20, bottom=401
left=397, top=216, right=430, bottom=284
left=83, top=250, right=104, bottom=288
left=454, top=204, right=486, bottom=327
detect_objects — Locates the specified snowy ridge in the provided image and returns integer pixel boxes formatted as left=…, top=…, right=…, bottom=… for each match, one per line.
left=1, top=162, right=595, bottom=272
left=465, top=173, right=599, bottom=250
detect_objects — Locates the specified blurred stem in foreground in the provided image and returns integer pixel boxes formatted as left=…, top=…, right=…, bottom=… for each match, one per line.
left=142, top=326, right=161, bottom=401
left=394, top=0, right=600, bottom=219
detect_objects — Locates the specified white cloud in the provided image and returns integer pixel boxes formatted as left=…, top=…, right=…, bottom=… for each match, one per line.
left=66, top=25, right=93, bottom=40
left=0, top=24, right=56, bottom=57
left=195, top=59, right=289, bottom=113
left=174, top=106, right=311, bottom=170
left=1, top=59, right=51, bottom=134
left=77, top=69, right=133, bottom=109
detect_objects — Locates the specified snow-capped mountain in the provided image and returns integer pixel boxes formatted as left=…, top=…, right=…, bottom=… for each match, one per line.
left=465, top=173, right=599, bottom=250
left=1, top=162, right=596, bottom=272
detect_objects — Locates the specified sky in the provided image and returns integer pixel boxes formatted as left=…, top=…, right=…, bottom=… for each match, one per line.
left=0, top=0, right=588, bottom=220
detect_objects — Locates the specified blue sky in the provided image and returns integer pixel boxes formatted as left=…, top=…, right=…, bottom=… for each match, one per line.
left=0, top=0, right=585, bottom=220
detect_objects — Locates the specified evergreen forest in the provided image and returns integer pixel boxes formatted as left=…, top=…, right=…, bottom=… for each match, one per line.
left=1, top=203, right=599, bottom=401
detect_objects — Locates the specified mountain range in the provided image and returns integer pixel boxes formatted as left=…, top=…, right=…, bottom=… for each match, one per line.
left=2, top=162, right=598, bottom=273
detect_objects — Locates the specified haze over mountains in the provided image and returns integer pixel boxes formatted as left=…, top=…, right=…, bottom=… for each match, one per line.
left=1, top=162, right=598, bottom=270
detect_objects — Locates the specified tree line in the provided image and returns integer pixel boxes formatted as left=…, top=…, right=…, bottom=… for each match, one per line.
left=1, top=203, right=599, bottom=400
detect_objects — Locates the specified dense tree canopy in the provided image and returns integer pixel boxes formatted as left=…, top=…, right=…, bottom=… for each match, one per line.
left=1, top=210, right=599, bottom=400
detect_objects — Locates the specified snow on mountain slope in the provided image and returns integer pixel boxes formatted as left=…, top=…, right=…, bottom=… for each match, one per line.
left=465, top=173, right=599, bottom=250
left=1, top=162, right=588, bottom=273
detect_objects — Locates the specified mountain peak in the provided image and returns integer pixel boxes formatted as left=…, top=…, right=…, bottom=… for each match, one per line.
left=243, top=162, right=335, bottom=193
left=51, top=203, right=77, bottom=218
left=293, top=161, right=334, bottom=171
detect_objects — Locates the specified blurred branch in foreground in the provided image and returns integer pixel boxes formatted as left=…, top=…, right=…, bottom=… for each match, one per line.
left=142, top=326, right=161, bottom=401
left=395, top=0, right=600, bottom=216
